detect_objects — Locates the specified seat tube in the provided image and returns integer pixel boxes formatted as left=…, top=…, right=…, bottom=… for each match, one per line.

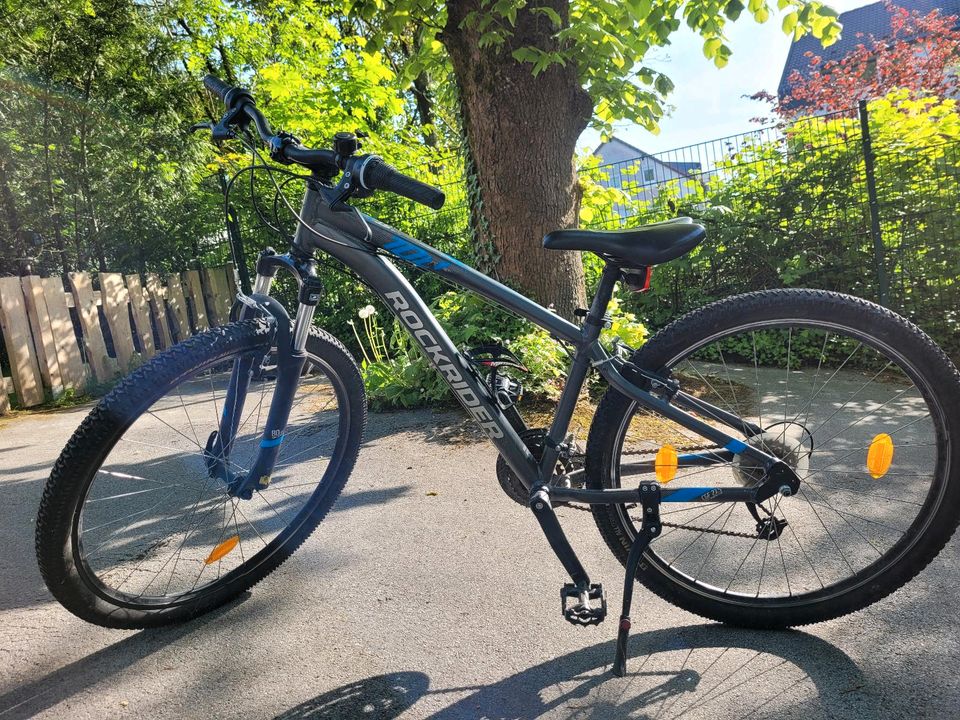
left=540, top=263, right=621, bottom=479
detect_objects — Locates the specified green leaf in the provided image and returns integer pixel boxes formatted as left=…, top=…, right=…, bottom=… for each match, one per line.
left=703, top=37, right=722, bottom=59
left=654, top=74, right=674, bottom=95
left=724, top=0, right=745, bottom=21
left=782, top=11, right=798, bottom=34
left=511, top=47, right=539, bottom=63
left=535, top=6, right=562, bottom=28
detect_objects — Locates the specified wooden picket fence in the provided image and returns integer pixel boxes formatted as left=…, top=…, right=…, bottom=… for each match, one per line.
left=0, top=265, right=238, bottom=414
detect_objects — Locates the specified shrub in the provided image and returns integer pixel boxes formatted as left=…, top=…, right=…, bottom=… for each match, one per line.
left=354, top=290, right=648, bottom=409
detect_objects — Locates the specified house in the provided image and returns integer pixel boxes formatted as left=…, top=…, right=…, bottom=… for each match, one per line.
left=777, top=0, right=960, bottom=103
left=592, top=137, right=702, bottom=208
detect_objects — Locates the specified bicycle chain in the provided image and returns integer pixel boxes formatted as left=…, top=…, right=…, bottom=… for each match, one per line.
left=644, top=518, right=759, bottom=539
left=561, top=487, right=760, bottom=539
left=557, top=444, right=759, bottom=539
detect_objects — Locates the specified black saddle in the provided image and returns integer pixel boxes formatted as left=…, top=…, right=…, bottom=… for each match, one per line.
left=542, top=217, right=705, bottom=267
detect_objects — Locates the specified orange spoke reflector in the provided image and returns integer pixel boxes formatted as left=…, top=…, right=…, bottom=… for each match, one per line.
left=205, top=535, right=240, bottom=565
left=655, top=445, right=678, bottom=484
left=866, top=433, right=894, bottom=479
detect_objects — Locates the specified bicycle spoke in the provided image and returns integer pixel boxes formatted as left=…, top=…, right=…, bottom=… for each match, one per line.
left=619, top=317, right=941, bottom=607
left=689, top=503, right=738, bottom=581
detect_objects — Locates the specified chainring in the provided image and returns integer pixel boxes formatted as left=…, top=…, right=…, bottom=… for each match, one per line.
left=495, top=428, right=582, bottom=506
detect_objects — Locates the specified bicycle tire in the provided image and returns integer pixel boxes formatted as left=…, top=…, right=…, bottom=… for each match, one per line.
left=586, top=289, right=960, bottom=628
left=36, top=319, right=365, bottom=628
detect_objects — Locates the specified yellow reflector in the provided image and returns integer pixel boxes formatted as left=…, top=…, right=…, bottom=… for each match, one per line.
left=205, top=535, right=240, bottom=565
left=655, top=445, right=678, bottom=484
left=866, top=433, right=894, bottom=479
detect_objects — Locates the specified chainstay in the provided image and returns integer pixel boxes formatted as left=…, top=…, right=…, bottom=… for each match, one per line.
left=562, top=498, right=759, bottom=539
left=565, top=501, right=758, bottom=538
left=557, top=442, right=758, bottom=539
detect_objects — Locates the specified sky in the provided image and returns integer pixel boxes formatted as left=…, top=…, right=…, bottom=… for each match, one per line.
left=578, top=0, right=870, bottom=155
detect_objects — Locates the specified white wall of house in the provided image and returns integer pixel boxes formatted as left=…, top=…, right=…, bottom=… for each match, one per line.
left=593, top=137, right=700, bottom=218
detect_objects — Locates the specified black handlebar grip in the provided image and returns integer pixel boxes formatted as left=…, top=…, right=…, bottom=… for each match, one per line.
left=202, top=74, right=234, bottom=103
left=360, top=157, right=445, bottom=210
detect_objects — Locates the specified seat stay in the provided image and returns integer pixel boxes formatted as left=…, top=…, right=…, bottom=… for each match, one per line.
left=589, top=342, right=780, bottom=470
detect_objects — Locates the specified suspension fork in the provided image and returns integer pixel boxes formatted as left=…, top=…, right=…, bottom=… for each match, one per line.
left=206, top=261, right=323, bottom=500
left=208, top=273, right=276, bottom=464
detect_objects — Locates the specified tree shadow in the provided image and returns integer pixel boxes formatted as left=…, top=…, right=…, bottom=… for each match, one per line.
left=0, top=440, right=411, bottom=614
left=275, top=624, right=876, bottom=720
left=359, top=407, right=479, bottom=448
left=0, top=594, right=251, bottom=720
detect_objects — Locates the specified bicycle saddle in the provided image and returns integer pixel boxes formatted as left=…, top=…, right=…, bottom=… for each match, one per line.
left=542, top=217, right=705, bottom=267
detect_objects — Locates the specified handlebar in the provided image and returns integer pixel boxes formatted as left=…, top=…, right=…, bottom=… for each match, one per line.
left=357, top=156, right=446, bottom=210
left=202, top=74, right=233, bottom=102
left=201, top=74, right=445, bottom=210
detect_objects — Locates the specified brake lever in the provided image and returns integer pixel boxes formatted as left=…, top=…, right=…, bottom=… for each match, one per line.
left=188, top=120, right=236, bottom=142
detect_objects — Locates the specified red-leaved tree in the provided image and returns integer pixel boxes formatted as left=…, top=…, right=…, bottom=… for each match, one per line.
left=779, top=2, right=960, bottom=115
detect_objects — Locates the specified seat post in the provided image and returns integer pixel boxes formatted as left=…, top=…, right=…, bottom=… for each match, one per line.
left=583, top=262, right=621, bottom=343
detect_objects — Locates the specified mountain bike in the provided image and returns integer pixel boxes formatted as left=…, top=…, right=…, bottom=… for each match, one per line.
left=36, top=76, right=960, bottom=676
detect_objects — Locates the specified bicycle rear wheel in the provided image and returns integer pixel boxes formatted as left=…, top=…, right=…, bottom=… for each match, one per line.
left=587, top=289, right=960, bottom=627
left=36, top=319, right=365, bottom=628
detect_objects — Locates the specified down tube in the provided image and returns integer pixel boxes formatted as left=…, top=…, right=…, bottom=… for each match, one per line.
left=332, top=245, right=542, bottom=487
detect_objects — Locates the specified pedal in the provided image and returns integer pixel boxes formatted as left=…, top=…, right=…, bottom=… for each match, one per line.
left=561, top=583, right=606, bottom=626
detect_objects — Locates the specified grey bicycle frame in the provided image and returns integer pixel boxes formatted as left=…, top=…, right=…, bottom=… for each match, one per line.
left=222, top=180, right=795, bottom=507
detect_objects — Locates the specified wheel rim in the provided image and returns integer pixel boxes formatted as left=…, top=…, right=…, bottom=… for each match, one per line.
left=73, top=345, right=350, bottom=608
left=611, top=318, right=949, bottom=607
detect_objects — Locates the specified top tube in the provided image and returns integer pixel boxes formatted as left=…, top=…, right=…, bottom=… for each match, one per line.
left=360, top=213, right=584, bottom=345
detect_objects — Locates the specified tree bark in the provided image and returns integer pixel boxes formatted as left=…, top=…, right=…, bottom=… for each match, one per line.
left=410, top=32, right=438, bottom=147
left=411, top=71, right=438, bottom=147
left=78, top=70, right=107, bottom=271
left=42, top=95, right=70, bottom=274
left=442, top=0, right=591, bottom=318
left=0, top=144, right=25, bottom=274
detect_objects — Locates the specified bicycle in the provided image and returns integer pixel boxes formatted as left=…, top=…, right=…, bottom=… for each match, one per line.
left=36, top=76, right=960, bottom=677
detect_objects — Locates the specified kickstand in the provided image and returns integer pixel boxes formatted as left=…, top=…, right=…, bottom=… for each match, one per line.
left=612, top=482, right=661, bottom=677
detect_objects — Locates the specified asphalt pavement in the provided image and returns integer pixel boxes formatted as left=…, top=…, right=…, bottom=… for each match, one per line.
left=0, top=402, right=957, bottom=719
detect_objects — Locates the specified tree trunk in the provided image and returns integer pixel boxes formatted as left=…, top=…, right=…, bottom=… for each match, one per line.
left=442, top=0, right=591, bottom=318
left=410, top=32, right=438, bottom=148
left=0, top=145, right=25, bottom=275
left=42, top=96, right=70, bottom=274
left=78, top=71, right=107, bottom=272
left=411, top=72, right=438, bottom=148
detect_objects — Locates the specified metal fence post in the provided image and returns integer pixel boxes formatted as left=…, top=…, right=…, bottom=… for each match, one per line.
left=858, top=99, right=889, bottom=306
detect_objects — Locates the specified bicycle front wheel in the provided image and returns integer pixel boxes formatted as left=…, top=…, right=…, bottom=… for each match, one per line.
left=587, top=289, right=960, bottom=628
left=36, top=319, right=365, bottom=628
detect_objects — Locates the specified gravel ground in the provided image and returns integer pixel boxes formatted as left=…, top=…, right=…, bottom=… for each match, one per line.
left=0, top=401, right=957, bottom=719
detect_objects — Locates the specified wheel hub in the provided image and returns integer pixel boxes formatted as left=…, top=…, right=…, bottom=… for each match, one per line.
left=732, top=421, right=812, bottom=487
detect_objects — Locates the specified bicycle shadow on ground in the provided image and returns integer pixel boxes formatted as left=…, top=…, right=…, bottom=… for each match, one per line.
left=276, top=624, right=875, bottom=720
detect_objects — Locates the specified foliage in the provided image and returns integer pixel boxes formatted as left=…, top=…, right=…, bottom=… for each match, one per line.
left=356, top=287, right=648, bottom=408
left=0, top=0, right=460, bottom=280
left=778, top=3, right=960, bottom=115
left=1, top=0, right=842, bottom=411
left=0, top=0, right=219, bottom=275
left=352, top=0, right=841, bottom=135
left=579, top=89, right=960, bottom=359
